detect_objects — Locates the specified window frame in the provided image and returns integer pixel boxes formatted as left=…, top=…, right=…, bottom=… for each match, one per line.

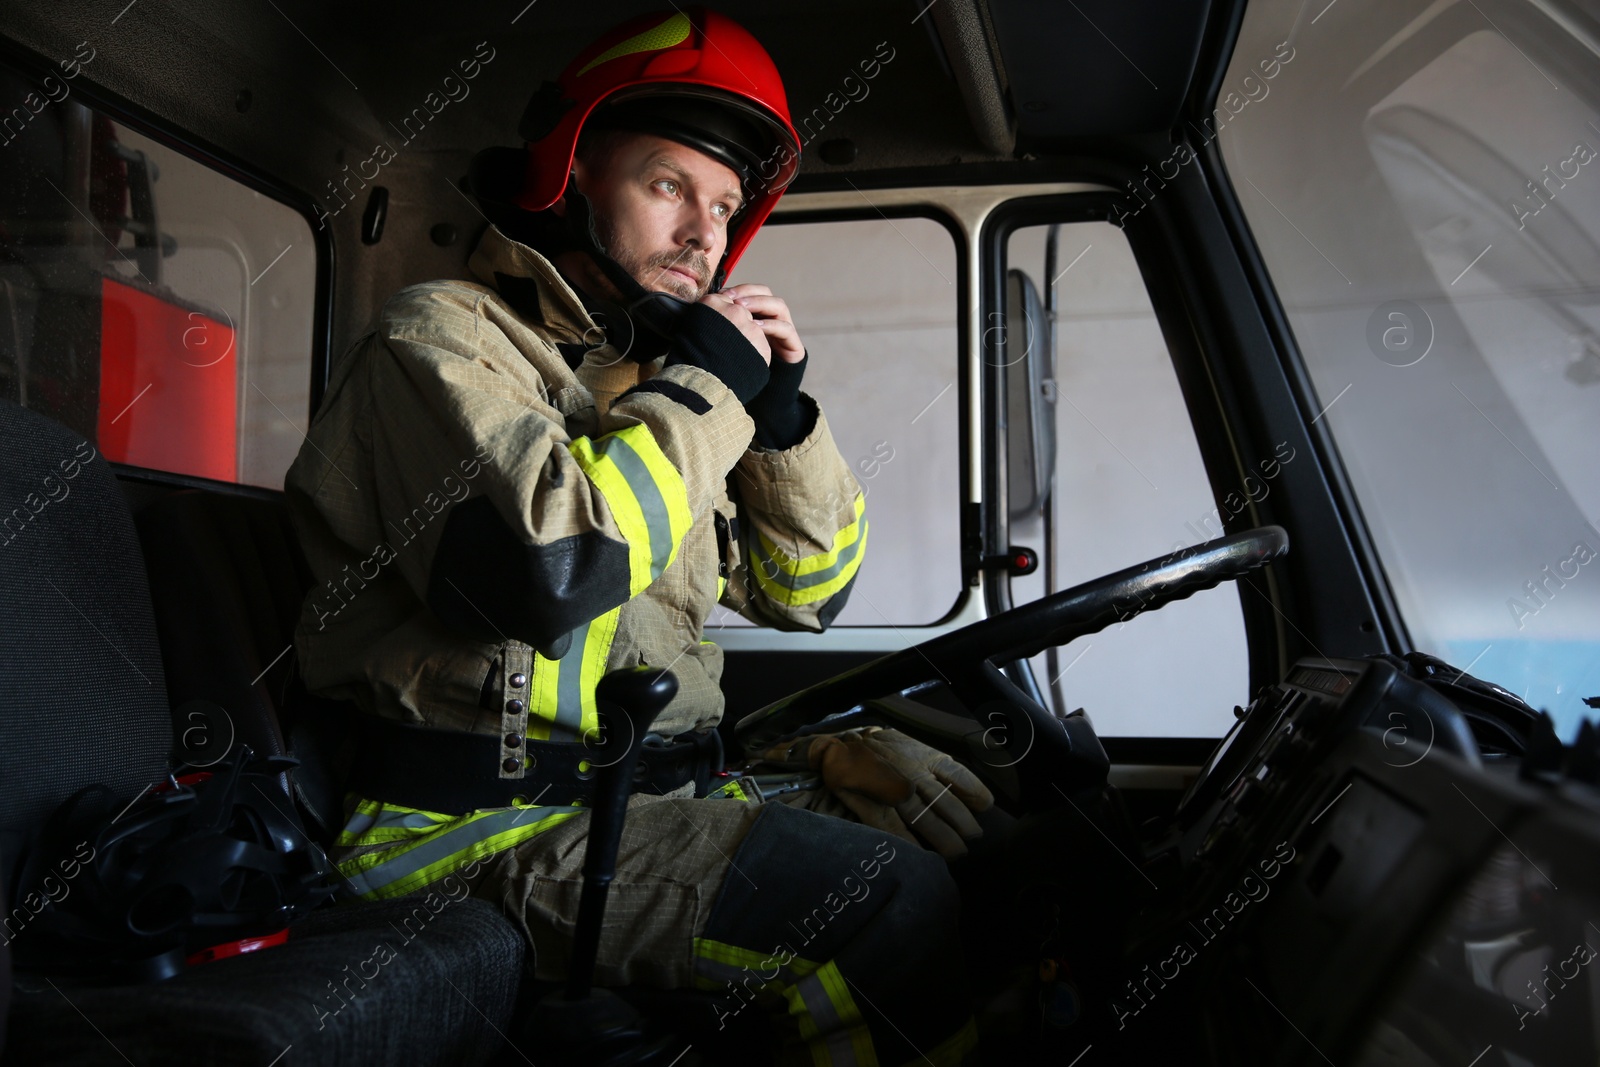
left=986, top=203, right=1258, bottom=735
left=716, top=185, right=1107, bottom=668
left=1177, top=9, right=1416, bottom=676
left=0, top=34, right=335, bottom=496
left=723, top=201, right=975, bottom=632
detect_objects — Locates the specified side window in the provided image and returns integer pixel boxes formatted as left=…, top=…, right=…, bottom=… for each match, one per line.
left=1007, top=222, right=1250, bottom=737
left=728, top=215, right=961, bottom=625
left=0, top=70, right=316, bottom=489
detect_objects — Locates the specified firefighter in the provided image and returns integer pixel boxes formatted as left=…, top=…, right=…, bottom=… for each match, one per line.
left=285, top=8, right=991, bottom=1062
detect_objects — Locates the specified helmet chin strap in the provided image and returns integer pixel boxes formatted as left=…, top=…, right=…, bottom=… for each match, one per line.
left=562, top=185, right=727, bottom=353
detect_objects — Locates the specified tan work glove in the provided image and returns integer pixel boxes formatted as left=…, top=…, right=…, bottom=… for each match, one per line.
left=759, top=727, right=994, bottom=859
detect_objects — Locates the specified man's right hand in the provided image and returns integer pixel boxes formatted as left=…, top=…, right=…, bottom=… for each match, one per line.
left=698, top=291, right=772, bottom=365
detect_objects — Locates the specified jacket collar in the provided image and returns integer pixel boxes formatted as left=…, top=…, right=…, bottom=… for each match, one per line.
left=467, top=225, right=596, bottom=345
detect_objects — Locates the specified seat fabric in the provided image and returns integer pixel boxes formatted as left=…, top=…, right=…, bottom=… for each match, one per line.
left=6, top=895, right=524, bottom=1066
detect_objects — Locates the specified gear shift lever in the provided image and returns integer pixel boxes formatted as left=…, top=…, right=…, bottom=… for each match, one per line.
left=523, top=665, right=682, bottom=1067
left=567, top=665, right=679, bottom=1000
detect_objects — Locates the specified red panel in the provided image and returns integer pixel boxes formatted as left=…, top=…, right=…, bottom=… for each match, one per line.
left=97, top=276, right=238, bottom=482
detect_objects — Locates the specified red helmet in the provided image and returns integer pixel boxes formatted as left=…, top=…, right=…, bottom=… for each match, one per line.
left=512, top=7, right=801, bottom=282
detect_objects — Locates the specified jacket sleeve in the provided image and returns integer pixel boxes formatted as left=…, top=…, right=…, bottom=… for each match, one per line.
left=719, top=395, right=867, bottom=632
left=363, top=284, right=760, bottom=651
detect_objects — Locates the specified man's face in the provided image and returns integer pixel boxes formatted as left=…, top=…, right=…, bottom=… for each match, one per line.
left=566, top=131, right=745, bottom=302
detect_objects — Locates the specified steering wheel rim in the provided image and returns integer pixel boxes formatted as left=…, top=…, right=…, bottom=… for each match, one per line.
left=735, top=526, right=1289, bottom=756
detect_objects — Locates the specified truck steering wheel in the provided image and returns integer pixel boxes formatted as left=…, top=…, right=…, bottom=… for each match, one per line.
left=734, top=527, right=1289, bottom=804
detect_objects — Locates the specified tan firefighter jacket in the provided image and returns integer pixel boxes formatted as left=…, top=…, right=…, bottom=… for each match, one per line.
left=286, top=224, right=866, bottom=767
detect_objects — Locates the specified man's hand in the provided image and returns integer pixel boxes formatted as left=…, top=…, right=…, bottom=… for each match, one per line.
left=697, top=291, right=771, bottom=365
left=758, top=727, right=994, bottom=859
left=723, top=284, right=805, bottom=365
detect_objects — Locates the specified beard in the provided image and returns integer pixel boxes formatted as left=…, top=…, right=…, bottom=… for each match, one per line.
left=640, top=248, right=712, bottom=300
left=592, top=210, right=712, bottom=302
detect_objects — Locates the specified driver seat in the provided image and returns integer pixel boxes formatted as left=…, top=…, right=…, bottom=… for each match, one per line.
left=0, top=398, right=523, bottom=1066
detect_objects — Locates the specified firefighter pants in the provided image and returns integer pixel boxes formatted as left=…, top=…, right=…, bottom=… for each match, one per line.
left=473, top=793, right=979, bottom=1066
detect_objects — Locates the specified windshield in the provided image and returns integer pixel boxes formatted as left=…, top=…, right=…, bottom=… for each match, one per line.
left=1218, top=0, right=1600, bottom=737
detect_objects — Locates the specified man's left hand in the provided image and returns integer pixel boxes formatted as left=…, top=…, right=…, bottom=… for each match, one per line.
left=757, top=727, right=995, bottom=859
left=724, top=284, right=805, bottom=365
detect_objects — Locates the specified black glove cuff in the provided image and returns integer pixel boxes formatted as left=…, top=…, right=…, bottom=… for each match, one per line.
left=664, top=302, right=770, bottom=404
left=750, top=352, right=815, bottom=450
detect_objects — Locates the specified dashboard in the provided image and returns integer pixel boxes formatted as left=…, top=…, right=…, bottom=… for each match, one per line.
left=1125, top=656, right=1600, bottom=1066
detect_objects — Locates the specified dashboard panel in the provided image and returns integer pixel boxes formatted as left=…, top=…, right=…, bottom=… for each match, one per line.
left=1116, top=657, right=1600, bottom=1065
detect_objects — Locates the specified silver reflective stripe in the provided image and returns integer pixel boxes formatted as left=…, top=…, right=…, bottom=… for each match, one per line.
left=793, top=970, right=858, bottom=1067
left=552, top=617, right=590, bottom=741
left=693, top=956, right=772, bottom=1006
left=750, top=522, right=866, bottom=589
left=342, top=804, right=580, bottom=896
left=602, top=435, right=673, bottom=580
left=370, top=809, right=447, bottom=832
left=693, top=954, right=861, bottom=1063
left=341, top=806, right=378, bottom=838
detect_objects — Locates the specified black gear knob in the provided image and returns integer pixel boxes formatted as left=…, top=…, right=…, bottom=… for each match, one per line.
left=594, top=665, right=679, bottom=753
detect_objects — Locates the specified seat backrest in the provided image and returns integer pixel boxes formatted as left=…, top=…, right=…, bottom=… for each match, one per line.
left=130, top=488, right=299, bottom=768
left=0, top=399, right=171, bottom=895
left=127, top=484, right=354, bottom=845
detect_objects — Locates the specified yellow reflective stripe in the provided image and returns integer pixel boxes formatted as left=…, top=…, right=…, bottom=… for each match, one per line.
left=624, top=424, right=695, bottom=553
left=527, top=636, right=562, bottom=742
left=336, top=801, right=583, bottom=900
left=693, top=941, right=872, bottom=1067
left=706, top=777, right=759, bottom=802
left=569, top=435, right=653, bottom=596
left=915, top=1017, right=979, bottom=1067
left=335, top=797, right=454, bottom=846
left=524, top=606, right=620, bottom=742
left=752, top=520, right=868, bottom=607
left=690, top=938, right=821, bottom=988
left=569, top=425, right=693, bottom=596
left=694, top=939, right=753, bottom=966
left=717, top=574, right=727, bottom=602
left=577, top=605, right=620, bottom=739
left=781, top=982, right=827, bottom=1065
left=693, top=938, right=801, bottom=971
left=761, top=494, right=867, bottom=578
left=806, top=961, right=875, bottom=1067
left=576, top=12, right=691, bottom=77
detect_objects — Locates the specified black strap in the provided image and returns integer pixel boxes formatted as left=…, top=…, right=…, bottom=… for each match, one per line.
left=347, top=714, right=723, bottom=816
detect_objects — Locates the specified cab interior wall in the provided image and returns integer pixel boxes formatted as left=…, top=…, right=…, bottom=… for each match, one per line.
left=0, top=0, right=1008, bottom=366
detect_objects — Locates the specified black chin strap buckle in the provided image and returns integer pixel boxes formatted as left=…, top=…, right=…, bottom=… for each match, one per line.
left=563, top=188, right=722, bottom=344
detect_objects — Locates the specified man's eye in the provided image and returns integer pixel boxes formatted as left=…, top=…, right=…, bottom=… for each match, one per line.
left=655, top=179, right=678, bottom=195
left=712, top=203, right=730, bottom=219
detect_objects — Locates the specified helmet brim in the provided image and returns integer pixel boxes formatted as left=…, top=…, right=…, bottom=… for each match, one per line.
left=588, top=85, right=800, bottom=197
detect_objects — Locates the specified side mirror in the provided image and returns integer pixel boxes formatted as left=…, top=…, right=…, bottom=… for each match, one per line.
left=1003, top=268, right=1055, bottom=518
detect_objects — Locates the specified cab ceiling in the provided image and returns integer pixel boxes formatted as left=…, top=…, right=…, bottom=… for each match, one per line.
left=0, top=0, right=1217, bottom=194
left=0, top=0, right=1219, bottom=353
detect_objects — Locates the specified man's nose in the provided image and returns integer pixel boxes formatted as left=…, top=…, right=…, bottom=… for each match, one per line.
left=675, top=201, right=721, bottom=256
